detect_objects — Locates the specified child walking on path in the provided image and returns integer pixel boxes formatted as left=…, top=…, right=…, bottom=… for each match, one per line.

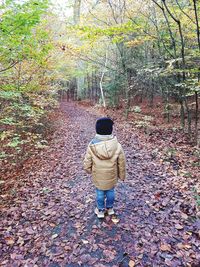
left=83, top=117, right=126, bottom=218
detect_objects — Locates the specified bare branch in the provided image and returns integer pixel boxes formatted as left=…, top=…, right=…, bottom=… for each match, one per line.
left=151, top=0, right=164, bottom=11
left=162, top=0, right=179, bottom=24
left=175, top=0, right=195, bottom=24
left=193, top=0, right=200, bottom=51
left=108, top=0, right=118, bottom=24
left=0, top=61, right=19, bottom=73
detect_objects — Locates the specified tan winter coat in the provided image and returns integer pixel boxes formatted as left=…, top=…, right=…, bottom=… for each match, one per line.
left=83, top=135, right=126, bottom=190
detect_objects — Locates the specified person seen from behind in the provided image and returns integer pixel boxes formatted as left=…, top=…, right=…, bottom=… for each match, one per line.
left=83, top=117, right=126, bottom=218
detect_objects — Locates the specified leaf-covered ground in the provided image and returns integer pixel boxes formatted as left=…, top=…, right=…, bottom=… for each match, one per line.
left=0, top=102, right=200, bottom=267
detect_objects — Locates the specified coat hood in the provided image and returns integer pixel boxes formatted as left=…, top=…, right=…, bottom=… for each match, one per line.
left=90, top=136, right=118, bottom=160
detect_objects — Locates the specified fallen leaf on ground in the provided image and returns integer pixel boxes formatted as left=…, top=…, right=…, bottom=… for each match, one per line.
left=160, top=243, right=172, bottom=252
left=52, top=234, right=58, bottom=239
left=175, top=224, right=184, bottom=230
left=5, top=237, right=15, bottom=245
left=112, top=217, right=120, bottom=224
left=129, top=259, right=135, bottom=267
left=82, top=239, right=89, bottom=244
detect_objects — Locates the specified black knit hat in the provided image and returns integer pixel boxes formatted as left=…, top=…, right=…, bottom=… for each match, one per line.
left=96, top=117, right=114, bottom=135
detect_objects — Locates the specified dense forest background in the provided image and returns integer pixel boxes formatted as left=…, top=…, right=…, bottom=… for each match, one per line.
left=1, top=2, right=200, bottom=265
left=0, top=0, right=200, bottom=167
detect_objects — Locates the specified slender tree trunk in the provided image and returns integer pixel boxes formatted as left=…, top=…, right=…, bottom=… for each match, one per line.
left=193, top=0, right=200, bottom=51
left=116, top=42, right=130, bottom=117
left=180, top=100, right=185, bottom=129
left=99, top=51, right=108, bottom=108
left=150, top=79, right=155, bottom=108
left=162, top=0, right=185, bottom=69
left=90, top=73, right=93, bottom=103
left=193, top=0, right=200, bottom=145
left=73, top=0, right=81, bottom=24
left=151, top=0, right=177, bottom=58
left=73, top=0, right=84, bottom=100
left=17, top=61, right=22, bottom=91
left=184, top=97, right=192, bottom=137
left=73, top=78, right=77, bottom=101
left=161, top=0, right=189, bottom=135
left=95, top=71, right=98, bottom=103
left=178, top=86, right=185, bottom=129
left=195, top=91, right=199, bottom=145
left=165, top=87, right=170, bottom=123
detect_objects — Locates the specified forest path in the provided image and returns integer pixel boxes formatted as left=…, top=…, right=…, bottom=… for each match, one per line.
left=0, top=102, right=199, bottom=267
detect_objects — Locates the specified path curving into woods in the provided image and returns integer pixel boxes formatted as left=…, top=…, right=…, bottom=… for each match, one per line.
left=0, top=101, right=199, bottom=267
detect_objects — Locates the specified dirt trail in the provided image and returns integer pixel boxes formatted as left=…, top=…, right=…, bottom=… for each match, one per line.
left=0, top=102, right=199, bottom=267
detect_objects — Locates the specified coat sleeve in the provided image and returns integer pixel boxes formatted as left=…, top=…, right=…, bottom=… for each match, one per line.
left=83, top=146, right=93, bottom=174
left=117, top=146, right=126, bottom=181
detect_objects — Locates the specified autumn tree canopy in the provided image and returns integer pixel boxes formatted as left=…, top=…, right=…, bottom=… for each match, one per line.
left=0, top=0, right=200, bottom=164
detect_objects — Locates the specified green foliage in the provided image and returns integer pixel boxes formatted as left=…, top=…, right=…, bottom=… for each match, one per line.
left=193, top=188, right=200, bottom=208
left=35, top=140, right=48, bottom=149
left=0, top=1, right=59, bottom=166
left=0, top=0, right=49, bottom=63
left=0, top=152, right=8, bottom=159
left=132, top=106, right=141, bottom=113
left=164, top=104, right=172, bottom=111
left=0, top=0, right=53, bottom=93
left=74, top=21, right=142, bottom=43
left=7, top=136, right=24, bottom=149
left=105, top=75, right=126, bottom=107
left=0, top=131, right=13, bottom=141
left=0, top=90, right=57, bottom=164
left=144, top=115, right=153, bottom=121
left=0, top=91, right=21, bottom=100
left=0, top=117, right=16, bottom=125
left=164, top=147, right=177, bottom=160
left=135, top=120, right=150, bottom=129
left=196, top=195, right=200, bottom=207
left=1, top=0, right=200, bottom=163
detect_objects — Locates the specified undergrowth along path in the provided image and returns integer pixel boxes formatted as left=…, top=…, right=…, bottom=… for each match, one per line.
left=0, top=101, right=199, bottom=267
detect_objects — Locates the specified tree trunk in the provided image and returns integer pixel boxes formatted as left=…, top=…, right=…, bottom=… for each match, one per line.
left=73, top=0, right=84, bottom=100
left=179, top=92, right=185, bottom=129
left=86, top=73, right=90, bottom=100
left=73, top=0, right=81, bottom=25
left=195, top=91, right=199, bottom=145
left=193, top=0, right=200, bottom=145
left=99, top=50, right=108, bottom=108
left=193, top=0, right=200, bottom=51
left=95, top=71, right=98, bottom=103
left=184, top=99, right=192, bottom=137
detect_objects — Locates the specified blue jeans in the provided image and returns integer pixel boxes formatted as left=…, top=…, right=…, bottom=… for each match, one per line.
left=96, top=188, right=115, bottom=211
